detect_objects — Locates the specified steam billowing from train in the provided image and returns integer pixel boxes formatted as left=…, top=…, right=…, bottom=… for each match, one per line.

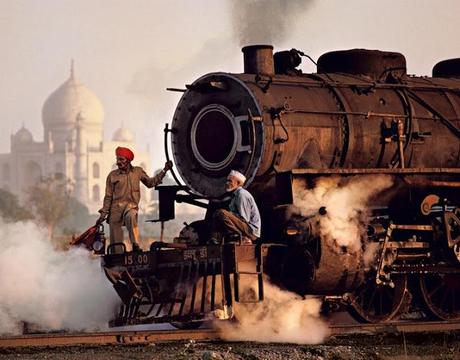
left=293, top=175, right=393, bottom=252
left=0, top=219, right=119, bottom=335
left=218, top=280, right=329, bottom=344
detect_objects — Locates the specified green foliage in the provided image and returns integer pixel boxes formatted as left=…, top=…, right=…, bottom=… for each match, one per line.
left=27, top=176, right=73, bottom=238
left=58, top=197, right=93, bottom=235
left=0, top=188, right=33, bottom=222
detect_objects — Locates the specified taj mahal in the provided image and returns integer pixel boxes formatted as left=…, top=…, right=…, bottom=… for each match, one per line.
left=0, top=64, right=152, bottom=214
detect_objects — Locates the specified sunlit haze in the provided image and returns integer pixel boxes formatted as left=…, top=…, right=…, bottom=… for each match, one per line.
left=2, top=0, right=459, bottom=169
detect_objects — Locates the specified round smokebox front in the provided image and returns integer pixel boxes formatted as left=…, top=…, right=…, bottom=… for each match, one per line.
left=171, top=73, right=264, bottom=198
left=191, top=104, right=238, bottom=171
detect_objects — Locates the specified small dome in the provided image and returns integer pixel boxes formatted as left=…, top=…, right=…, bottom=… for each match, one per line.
left=42, top=64, right=104, bottom=127
left=112, top=127, right=135, bottom=142
left=14, top=126, right=33, bottom=143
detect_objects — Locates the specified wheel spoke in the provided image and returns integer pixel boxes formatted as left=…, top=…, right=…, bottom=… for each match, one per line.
left=349, top=276, right=407, bottom=323
left=440, top=288, right=450, bottom=311
left=365, top=289, right=377, bottom=311
left=383, top=287, right=393, bottom=308
left=379, top=291, right=383, bottom=315
left=428, top=283, right=443, bottom=298
left=439, top=288, right=450, bottom=310
left=452, top=290, right=456, bottom=313
left=420, top=274, right=460, bottom=321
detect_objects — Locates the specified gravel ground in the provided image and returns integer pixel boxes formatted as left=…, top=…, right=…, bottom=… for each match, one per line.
left=1, top=332, right=459, bottom=360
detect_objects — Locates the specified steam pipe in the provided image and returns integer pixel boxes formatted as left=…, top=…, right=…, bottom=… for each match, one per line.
left=163, top=123, right=184, bottom=187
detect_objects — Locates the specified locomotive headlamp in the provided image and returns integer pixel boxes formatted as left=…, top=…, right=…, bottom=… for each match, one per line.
left=92, top=240, right=104, bottom=253
left=93, top=224, right=106, bottom=255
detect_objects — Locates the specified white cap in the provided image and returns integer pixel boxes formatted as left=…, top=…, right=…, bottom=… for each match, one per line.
left=229, top=170, right=246, bottom=184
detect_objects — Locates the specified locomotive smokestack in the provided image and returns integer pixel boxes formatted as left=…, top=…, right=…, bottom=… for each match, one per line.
left=242, top=45, right=274, bottom=75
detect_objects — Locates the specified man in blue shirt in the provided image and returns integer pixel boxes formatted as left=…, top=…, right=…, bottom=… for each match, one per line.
left=211, top=170, right=261, bottom=244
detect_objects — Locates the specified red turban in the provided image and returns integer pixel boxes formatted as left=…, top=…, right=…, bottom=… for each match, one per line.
left=115, top=147, right=134, bottom=161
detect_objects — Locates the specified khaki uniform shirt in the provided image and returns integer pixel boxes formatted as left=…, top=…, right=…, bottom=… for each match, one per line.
left=99, top=166, right=165, bottom=216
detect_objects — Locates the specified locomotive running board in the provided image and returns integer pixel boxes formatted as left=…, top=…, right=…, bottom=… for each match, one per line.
left=276, top=168, right=460, bottom=205
left=290, top=167, right=460, bottom=175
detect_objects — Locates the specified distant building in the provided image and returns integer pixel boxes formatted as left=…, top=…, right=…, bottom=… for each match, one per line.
left=0, top=64, right=152, bottom=214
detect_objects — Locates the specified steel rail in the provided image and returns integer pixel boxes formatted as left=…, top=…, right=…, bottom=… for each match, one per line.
left=1, top=321, right=460, bottom=348
left=329, top=320, right=460, bottom=336
left=0, top=329, right=218, bottom=348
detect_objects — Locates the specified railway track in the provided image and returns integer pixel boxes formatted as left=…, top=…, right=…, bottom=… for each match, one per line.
left=0, top=321, right=459, bottom=348
left=0, top=328, right=218, bottom=348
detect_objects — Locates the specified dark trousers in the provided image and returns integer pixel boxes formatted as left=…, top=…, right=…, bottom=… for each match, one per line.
left=211, top=209, right=256, bottom=243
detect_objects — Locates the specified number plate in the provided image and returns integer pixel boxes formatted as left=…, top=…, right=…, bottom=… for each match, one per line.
left=123, top=253, right=150, bottom=266
left=183, top=248, right=208, bottom=260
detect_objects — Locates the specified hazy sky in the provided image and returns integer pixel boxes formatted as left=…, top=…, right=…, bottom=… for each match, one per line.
left=2, top=0, right=460, bottom=169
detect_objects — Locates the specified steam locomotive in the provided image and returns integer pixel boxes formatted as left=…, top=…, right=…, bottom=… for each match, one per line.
left=102, top=46, right=460, bottom=327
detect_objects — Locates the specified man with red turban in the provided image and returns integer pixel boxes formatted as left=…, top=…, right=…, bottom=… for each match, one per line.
left=96, top=146, right=173, bottom=252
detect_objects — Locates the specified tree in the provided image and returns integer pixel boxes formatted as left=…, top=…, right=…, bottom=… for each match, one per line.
left=27, top=176, right=73, bottom=239
left=0, top=188, right=33, bottom=222
left=58, top=197, right=93, bottom=235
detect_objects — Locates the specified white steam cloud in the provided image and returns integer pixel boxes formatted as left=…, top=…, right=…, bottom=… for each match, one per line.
left=217, top=279, right=329, bottom=344
left=0, top=219, right=120, bottom=335
left=230, top=0, right=314, bottom=46
left=294, top=175, right=394, bottom=252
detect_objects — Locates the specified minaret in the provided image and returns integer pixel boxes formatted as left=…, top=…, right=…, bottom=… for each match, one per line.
left=74, top=112, right=88, bottom=202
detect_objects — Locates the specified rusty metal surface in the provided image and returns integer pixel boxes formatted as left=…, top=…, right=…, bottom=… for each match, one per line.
left=317, top=49, right=407, bottom=81
left=119, top=46, right=460, bottom=327
left=309, top=235, right=365, bottom=294
left=103, top=245, right=226, bottom=327
left=104, top=244, right=271, bottom=328
left=242, top=45, right=275, bottom=75
left=433, top=58, right=460, bottom=78
left=170, top=47, right=460, bottom=200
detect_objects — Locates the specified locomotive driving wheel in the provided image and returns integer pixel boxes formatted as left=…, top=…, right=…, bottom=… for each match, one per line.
left=419, top=273, right=460, bottom=320
left=348, top=275, right=409, bottom=323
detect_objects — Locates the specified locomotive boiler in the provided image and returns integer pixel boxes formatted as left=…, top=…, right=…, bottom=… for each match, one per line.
left=102, top=46, right=460, bottom=327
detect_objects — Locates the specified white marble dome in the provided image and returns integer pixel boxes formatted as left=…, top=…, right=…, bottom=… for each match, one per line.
left=112, top=127, right=135, bottom=142
left=14, top=126, right=33, bottom=143
left=42, top=67, right=104, bottom=127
